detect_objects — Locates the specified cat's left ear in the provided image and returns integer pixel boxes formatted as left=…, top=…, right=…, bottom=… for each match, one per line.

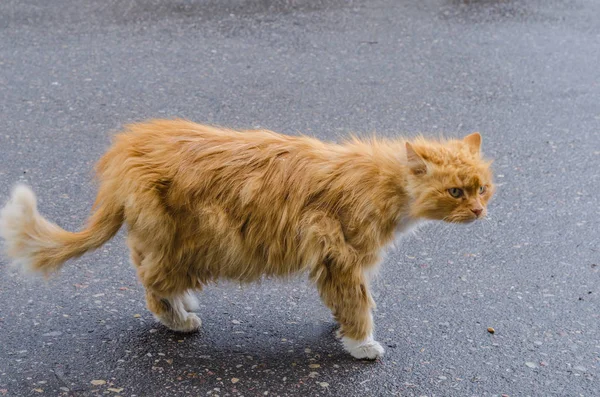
left=463, top=132, right=481, bottom=154
left=405, top=142, right=427, bottom=175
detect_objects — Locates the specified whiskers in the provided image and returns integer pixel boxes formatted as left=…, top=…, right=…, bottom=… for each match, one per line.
left=478, top=213, right=498, bottom=236
left=436, top=213, right=497, bottom=243
left=441, top=215, right=469, bottom=224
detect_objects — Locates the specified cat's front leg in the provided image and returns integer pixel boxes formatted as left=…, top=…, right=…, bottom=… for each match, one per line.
left=315, top=266, right=384, bottom=360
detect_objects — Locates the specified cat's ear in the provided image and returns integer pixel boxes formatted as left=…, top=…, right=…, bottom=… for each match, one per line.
left=463, top=132, right=482, bottom=154
left=405, top=142, right=427, bottom=175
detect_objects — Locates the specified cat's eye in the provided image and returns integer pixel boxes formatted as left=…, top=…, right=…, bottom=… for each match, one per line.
left=448, top=188, right=464, bottom=198
left=479, top=185, right=487, bottom=195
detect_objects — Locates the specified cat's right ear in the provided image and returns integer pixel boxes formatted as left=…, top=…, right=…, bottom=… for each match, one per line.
left=405, top=142, right=427, bottom=175
left=463, top=132, right=481, bottom=154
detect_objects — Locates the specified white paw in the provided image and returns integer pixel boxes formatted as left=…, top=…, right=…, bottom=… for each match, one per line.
left=342, top=335, right=385, bottom=360
left=182, top=292, right=200, bottom=312
left=163, top=313, right=202, bottom=333
left=179, top=313, right=202, bottom=333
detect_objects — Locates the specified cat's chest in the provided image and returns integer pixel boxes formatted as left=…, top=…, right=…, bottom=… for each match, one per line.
left=394, top=216, right=420, bottom=236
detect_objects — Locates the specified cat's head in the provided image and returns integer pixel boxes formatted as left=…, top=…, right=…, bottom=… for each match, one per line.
left=405, top=133, right=494, bottom=223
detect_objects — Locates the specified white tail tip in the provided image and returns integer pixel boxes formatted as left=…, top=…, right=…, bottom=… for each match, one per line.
left=0, top=184, right=40, bottom=273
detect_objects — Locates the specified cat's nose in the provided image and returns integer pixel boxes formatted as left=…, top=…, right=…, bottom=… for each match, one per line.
left=471, top=208, right=483, bottom=217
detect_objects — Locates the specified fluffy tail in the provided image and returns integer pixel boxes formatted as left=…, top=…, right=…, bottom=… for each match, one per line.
left=0, top=184, right=124, bottom=275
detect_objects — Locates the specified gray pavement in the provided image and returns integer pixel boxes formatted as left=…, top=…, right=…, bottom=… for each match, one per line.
left=1, top=0, right=599, bottom=396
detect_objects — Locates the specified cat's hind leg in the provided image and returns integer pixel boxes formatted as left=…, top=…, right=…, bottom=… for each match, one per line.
left=128, top=240, right=202, bottom=333
left=182, top=290, right=200, bottom=312
left=145, top=291, right=202, bottom=333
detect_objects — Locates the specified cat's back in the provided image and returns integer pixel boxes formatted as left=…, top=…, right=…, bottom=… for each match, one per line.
left=115, top=118, right=262, bottom=151
left=96, top=119, right=334, bottom=199
left=109, top=119, right=325, bottom=161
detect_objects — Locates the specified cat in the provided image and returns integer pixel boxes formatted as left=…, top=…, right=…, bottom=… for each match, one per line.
left=0, top=119, right=494, bottom=360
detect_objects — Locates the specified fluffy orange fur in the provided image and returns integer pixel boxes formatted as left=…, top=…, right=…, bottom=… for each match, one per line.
left=0, top=119, right=494, bottom=359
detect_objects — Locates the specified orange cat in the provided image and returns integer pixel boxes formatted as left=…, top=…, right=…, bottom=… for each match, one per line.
left=0, top=119, right=494, bottom=359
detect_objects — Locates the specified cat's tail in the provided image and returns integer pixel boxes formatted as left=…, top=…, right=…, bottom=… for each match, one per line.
left=0, top=184, right=124, bottom=276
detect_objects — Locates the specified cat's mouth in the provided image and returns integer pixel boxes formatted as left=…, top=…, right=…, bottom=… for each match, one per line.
left=443, top=215, right=480, bottom=224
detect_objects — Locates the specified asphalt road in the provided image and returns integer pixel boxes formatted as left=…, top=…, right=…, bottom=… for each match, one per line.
left=1, top=1, right=599, bottom=396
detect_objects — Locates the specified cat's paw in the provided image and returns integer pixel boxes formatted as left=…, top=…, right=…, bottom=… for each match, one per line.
left=349, top=340, right=385, bottom=360
left=168, top=313, right=202, bottom=333
left=342, top=336, right=385, bottom=360
left=180, top=313, right=203, bottom=332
